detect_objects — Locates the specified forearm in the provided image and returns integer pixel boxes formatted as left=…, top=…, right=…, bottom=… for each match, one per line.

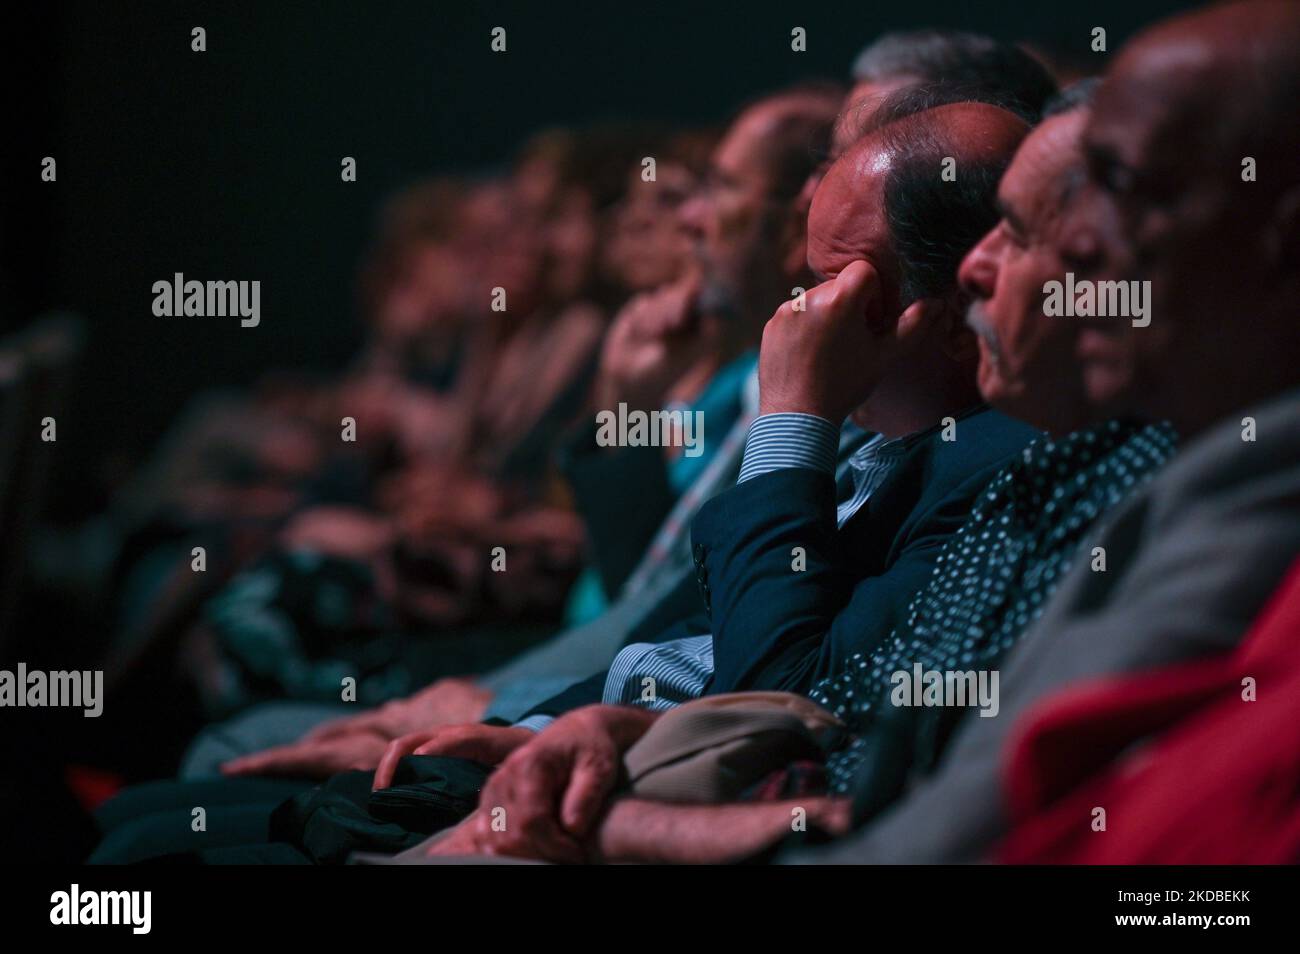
left=590, top=797, right=851, bottom=864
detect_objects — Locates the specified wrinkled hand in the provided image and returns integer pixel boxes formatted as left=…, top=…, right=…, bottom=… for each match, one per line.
left=758, top=259, right=922, bottom=422
left=372, top=723, right=534, bottom=791
left=459, top=705, right=658, bottom=862
left=221, top=729, right=391, bottom=779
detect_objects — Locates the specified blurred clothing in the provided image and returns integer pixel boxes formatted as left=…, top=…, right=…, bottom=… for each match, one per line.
left=999, top=558, right=1300, bottom=864
left=786, top=386, right=1300, bottom=864
left=559, top=350, right=757, bottom=624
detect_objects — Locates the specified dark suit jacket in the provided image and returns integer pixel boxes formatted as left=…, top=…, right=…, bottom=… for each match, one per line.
left=692, top=405, right=1039, bottom=695
left=523, top=406, right=1038, bottom=719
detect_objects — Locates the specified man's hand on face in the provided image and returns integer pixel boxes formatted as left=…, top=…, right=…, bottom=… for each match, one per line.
left=221, top=730, right=391, bottom=779
left=459, top=705, right=659, bottom=862
left=592, top=272, right=720, bottom=412
left=372, top=723, right=535, bottom=791
left=758, top=259, right=916, bottom=422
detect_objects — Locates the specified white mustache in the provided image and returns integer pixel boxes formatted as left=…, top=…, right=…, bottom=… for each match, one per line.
left=965, top=303, right=1004, bottom=368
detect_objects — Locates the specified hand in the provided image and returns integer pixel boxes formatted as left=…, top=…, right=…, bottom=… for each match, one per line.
left=593, top=274, right=718, bottom=411
left=757, top=260, right=925, bottom=422
left=278, top=506, right=395, bottom=561
left=220, top=730, right=391, bottom=779
left=304, top=678, right=493, bottom=743
left=461, top=705, right=658, bottom=862
left=372, top=723, right=534, bottom=791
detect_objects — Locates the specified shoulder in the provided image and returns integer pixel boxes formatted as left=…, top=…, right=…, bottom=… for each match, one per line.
left=901, top=405, right=1042, bottom=493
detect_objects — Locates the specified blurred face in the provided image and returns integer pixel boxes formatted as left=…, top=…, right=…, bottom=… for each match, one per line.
left=376, top=241, right=461, bottom=340
left=678, top=102, right=794, bottom=321
left=542, top=186, right=598, bottom=302
left=603, top=162, right=697, bottom=292
left=959, top=110, right=1091, bottom=434
left=457, top=183, right=544, bottom=317
left=1059, top=32, right=1279, bottom=430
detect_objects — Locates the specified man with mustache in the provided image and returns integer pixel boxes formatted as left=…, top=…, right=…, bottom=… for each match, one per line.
left=791, top=0, right=1300, bottom=864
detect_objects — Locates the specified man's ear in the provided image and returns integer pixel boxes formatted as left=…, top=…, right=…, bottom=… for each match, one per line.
left=895, top=295, right=975, bottom=359
left=894, top=296, right=944, bottom=348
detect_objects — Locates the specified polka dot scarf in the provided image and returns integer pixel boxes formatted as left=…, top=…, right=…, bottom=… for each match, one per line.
left=808, top=419, right=1178, bottom=795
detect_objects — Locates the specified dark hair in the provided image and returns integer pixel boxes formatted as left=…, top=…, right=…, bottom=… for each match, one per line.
left=877, top=114, right=1017, bottom=304
left=852, top=30, right=1057, bottom=123
left=860, top=80, right=1045, bottom=135
left=1041, top=77, right=1102, bottom=118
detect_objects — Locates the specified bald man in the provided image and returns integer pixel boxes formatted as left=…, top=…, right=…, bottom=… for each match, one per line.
left=791, top=0, right=1300, bottom=864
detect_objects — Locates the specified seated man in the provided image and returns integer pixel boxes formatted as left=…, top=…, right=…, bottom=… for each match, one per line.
left=794, top=0, right=1300, bottom=864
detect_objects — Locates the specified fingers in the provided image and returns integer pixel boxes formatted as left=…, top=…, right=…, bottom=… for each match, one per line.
left=559, top=751, right=619, bottom=836
left=830, top=259, right=885, bottom=330
left=373, top=731, right=433, bottom=791
left=476, top=758, right=585, bottom=863
left=222, top=743, right=313, bottom=778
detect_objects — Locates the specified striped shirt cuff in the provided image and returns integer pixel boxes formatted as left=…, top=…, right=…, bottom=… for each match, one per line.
left=737, top=412, right=841, bottom=482
left=512, top=714, right=555, bottom=733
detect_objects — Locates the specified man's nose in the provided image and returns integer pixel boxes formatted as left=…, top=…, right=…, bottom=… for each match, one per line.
left=958, top=232, right=998, bottom=299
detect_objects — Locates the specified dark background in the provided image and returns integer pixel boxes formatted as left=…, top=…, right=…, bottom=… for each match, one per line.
left=10, top=0, right=1198, bottom=521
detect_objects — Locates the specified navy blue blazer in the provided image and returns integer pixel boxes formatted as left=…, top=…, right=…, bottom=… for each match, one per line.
left=691, top=405, right=1040, bottom=695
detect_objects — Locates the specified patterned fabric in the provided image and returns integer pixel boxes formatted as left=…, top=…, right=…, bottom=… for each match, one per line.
left=809, top=419, right=1178, bottom=793
left=737, top=412, right=842, bottom=481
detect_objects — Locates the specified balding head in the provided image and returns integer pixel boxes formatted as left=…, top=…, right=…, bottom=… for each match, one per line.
left=811, top=103, right=1028, bottom=312
left=807, top=102, right=1027, bottom=431
left=1063, top=0, right=1300, bottom=434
